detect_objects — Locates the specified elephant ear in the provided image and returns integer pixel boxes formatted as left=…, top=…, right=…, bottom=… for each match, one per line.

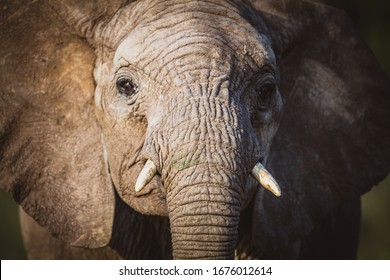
left=248, top=0, right=390, bottom=256
left=0, top=1, right=122, bottom=248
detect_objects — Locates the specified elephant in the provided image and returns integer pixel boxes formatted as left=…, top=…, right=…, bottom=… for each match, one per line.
left=0, top=0, right=389, bottom=259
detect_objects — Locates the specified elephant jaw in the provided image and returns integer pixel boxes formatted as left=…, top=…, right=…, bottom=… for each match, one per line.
left=135, top=159, right=281, bottom=197
left=114, top=160, right=169, bottom=216
left=112, top=158, right=281, bottom=217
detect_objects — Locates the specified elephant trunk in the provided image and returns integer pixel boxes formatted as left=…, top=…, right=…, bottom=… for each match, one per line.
left=155, top=96, right=255, bottom=259
left=138, top=87, right=260, bottom=258
left=166, top=167, right=242, bottom=259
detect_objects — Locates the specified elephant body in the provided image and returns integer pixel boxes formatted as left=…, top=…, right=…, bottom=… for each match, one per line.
left=1, top=0, right=389, bottom=259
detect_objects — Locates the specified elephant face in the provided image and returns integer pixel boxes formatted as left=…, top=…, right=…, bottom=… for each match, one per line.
left=93, top=1, right=282, bottom=258
left=95, top=1, right=282, bottom=215
left=1, top=0, right=390, bottom=259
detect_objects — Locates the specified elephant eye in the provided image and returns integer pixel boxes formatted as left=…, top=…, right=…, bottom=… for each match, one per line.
left=256, top=83, right=275, bottom=110
left=116, top=78, right=138, bottom=97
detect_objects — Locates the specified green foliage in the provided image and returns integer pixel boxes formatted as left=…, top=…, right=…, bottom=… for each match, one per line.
left=359, top=176, right=390, bottom=259
left=0, top=191, right=26, bottom=259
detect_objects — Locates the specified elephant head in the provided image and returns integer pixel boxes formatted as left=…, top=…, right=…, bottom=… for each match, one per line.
left=1, top=0, right=389, bottom=259
left=92, top=1, right=285, bottom=259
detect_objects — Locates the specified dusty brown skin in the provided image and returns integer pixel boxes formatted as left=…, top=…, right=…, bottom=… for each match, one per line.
left=1, top=0, right=390, bottom=259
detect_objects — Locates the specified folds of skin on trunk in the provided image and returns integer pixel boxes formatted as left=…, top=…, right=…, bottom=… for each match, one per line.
left=166, top=158, right=242, bottom=259
left=153, top=95, right=253, bottom=259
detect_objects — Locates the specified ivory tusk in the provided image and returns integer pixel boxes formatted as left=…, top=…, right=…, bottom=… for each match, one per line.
left=251, top=162, right=281, bottom=197
left=135, top=160, right=157, bottom=192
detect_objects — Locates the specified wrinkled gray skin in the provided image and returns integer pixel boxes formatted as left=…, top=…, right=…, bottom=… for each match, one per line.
left=1, top=0, right=390, bottom=259
left=96, top=2, right=282, bottom=260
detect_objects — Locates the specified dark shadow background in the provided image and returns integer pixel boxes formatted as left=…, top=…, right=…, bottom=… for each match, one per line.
left=318, top=0, right=390, bottom=259
left=1, top=0, right=389, bottom=259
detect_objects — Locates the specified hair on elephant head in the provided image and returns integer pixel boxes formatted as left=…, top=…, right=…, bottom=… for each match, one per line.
left=1, top=0, right=389, bottom=259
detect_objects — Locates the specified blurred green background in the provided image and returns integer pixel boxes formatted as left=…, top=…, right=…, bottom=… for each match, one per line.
left=1, top=0, right=389, bottom=259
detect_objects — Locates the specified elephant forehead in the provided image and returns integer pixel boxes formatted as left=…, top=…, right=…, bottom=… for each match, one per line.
left=114, top=0, right=275, bottom=83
